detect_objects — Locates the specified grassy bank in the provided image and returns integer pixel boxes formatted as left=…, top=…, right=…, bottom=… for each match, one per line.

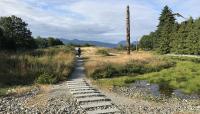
left=0, top=46, right=75, bottom=96
left=83, top=47, right=200, bottom=94
left=95, top=61, right=200, bottom=94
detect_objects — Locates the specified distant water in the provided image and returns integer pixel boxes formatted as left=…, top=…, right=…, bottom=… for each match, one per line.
left=132, top=80, right=200, bottom=99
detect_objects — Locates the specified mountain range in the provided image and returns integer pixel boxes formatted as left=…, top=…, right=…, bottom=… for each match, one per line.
left=60, top=39, right=138, bottom=48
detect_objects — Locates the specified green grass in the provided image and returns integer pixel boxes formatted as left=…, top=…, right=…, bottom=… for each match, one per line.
left=163, top=56, right=200, bottom=63
left=131, top=61, right=200, bottom=94
left=0, top=87, right=8, bottom=96
left=95, top=61, right=200, bottom=94
left=95, top=76, right=130, bottom=88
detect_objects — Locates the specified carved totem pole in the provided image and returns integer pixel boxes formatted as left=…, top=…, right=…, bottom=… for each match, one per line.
left=126, top=5, right=131, bottom=55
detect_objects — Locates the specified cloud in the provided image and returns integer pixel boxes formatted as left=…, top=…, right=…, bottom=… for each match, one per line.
left=0, top=0, right=199, bottom=43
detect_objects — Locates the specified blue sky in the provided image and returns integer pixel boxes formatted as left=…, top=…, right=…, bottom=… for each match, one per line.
left=0, top=0, right=200, bottom=43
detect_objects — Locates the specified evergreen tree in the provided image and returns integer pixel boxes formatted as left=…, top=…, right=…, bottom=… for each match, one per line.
left=191, top=18, right=200, bottom=55
left=140, top=6, right=200, bottom=55
left=185, top=17, right=195, bottom=54
left=169, top=22, right=179, bottom=53
left=139, top=35, right=153, bottom=50
left=157, top=6, right=176, bottom=54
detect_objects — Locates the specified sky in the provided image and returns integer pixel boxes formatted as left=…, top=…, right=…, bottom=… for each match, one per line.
left=0, top=0, right=200, bottom=43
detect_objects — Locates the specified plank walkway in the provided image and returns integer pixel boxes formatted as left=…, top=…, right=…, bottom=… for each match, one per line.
left=67, top=79, right=121, bottom=114
left=67, top=57, right=121, bottom=114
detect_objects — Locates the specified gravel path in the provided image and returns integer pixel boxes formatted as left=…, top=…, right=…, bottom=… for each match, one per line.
left=0, top=81, right=84, bottom=114
left=97, top=85, right=200, bottom=114
left=67, top=57, right=121, bottom=114
left=67, top=79, right=121, bottom=114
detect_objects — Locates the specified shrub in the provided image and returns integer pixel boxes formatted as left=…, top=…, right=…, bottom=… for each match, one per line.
left=96, top=49, right=110, bottom=56
left=36, top=73, right=56, bottom=84
left=91, top=64, right=117, bottom=79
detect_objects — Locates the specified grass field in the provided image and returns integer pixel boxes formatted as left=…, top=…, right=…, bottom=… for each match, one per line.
left=83, top=47, right=200, bottom=94
left=0, top=46, right=75, bottom=96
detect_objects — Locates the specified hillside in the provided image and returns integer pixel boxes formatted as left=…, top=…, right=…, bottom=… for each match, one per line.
left=60, top=39, right=118, bottom=48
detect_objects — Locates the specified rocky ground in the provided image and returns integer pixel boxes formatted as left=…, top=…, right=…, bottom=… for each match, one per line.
left=1, top=80, right=200, bottom=114
left=98, top=84, right=200, bottom=114
left=0, top=82, right=84, bottom=114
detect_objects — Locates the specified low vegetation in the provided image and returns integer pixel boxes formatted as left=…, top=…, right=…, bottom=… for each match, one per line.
left=96, top=61, right=200, bottom=94
left=91, top=59, right=175, bottom=79
left=96, top=49, right=111, bottom=56
left=84, top=47, right=153, bottom=78
left=131, top=61, right=200, bottom=94
left=84, top=47, right=200, bottom=94
left=0, top=46, right=75, bottom=96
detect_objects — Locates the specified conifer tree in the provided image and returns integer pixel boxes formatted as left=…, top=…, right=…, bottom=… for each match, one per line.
left=157, top=6, right=175, bottom=54
left=185, top=17, right=195, bottom=54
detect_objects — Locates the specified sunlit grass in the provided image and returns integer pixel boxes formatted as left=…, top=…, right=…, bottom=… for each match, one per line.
left=95, top=61, right=200, bottom=94
left=131, top=61, right=200, bottom=94
left=84, top=47, right=200, bottom=94
left=0, top=46, right=75, bottom=96
left=83, top=47, right=157, bottom=78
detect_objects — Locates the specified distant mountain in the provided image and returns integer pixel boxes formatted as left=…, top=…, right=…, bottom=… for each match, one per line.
left=60, top=39, right=118, bottom=48
left=118, top=40, right=127, bottom=46
left=118, top=40, right=139, bottom=46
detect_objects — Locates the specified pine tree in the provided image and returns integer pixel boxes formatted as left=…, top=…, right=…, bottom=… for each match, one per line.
left=173, top=21, right=188, bottom=54
left=139, top=35, right=153, bottom=50
left=169, top=22, right=179, bottom=53
left=192, top=18, right=200, bottom=55
left=157, top=6, right=176, bottom=54
left=139, top=6, right=200, bottom=55
left=185, top=17, right=195, bottom=54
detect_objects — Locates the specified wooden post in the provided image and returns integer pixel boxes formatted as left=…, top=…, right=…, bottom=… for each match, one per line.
left=126, top=5, right=131, bottom=55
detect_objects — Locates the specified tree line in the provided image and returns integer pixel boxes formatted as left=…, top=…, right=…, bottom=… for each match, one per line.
left=139, top=6, right=200, bottom=55
left=0, top=15, right=64, bottom=51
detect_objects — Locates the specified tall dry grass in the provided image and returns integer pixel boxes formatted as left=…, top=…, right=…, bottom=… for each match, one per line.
left=0, top=46, right=75, bottom=86
left=82, top=47, right=155, bottom=76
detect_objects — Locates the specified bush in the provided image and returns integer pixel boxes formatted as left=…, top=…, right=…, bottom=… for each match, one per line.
left=91, top=64, right=117, bottom=79
left=96, top=49, right=110, bottom=56
left=36, top=73, right=56, bottom=84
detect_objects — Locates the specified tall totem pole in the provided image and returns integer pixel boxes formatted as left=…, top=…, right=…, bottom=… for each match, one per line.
left=126, top=5, right=131, bottom=55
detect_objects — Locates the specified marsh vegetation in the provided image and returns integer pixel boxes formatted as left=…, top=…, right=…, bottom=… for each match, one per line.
left=0, top=46, right=75, bottom=96
left=83, top=47, right=200, bottom=95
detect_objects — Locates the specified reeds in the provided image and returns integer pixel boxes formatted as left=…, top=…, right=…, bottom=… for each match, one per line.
left=0, top=46, right=75, bottom=86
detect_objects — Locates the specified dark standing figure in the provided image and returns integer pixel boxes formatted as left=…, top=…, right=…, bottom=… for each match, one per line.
left=78, top=47, right=81, bottom=57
